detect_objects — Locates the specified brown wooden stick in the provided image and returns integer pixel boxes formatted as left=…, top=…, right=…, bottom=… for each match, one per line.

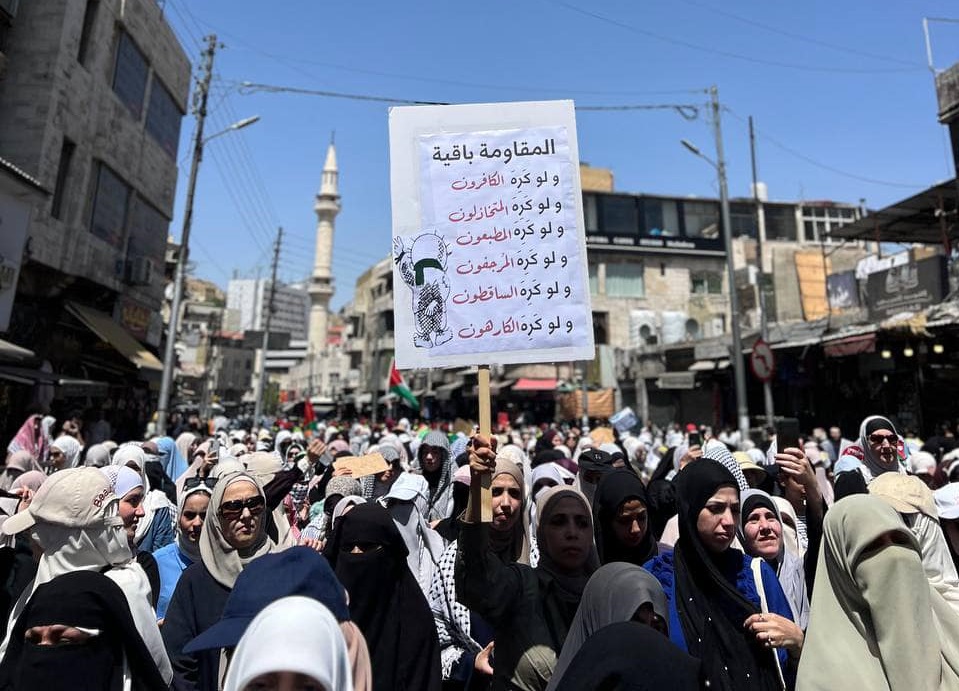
left=473, top=364, right=493, bottom=522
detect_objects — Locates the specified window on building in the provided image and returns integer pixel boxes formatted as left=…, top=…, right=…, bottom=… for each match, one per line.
left=77, top=0, right=99, bottom=65
left=729, top=202, right=757, bottom=238
left=642, top=199, right=680, bottom=237
left=600, top=195, right=640, bottom=235
left=112, top=30, right=149, bottom=120
left=126, top=195, right=169, bottom=262
left=801, top=205, right=858, bottom=242
left=89, top=162, right=130, bottom=247
left=691, top=270, right=723, bottom=295
left=583, top=194, right=599, bottom=232
left=682, top=201, right=720, bottom=239
left=764, top=205, right=798, bottom=241
left=605, top=262, right=644, bottom=298
left=51, top=138, right=76, bottom=220
left=145, top=78, right=183, bottom=158
left=593, top=312, right=609, bottom=345
left=588, top=263, right=599, bottom=295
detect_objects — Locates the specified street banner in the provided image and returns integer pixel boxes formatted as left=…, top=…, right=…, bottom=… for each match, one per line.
left=389, top=100, right=594, bottom=370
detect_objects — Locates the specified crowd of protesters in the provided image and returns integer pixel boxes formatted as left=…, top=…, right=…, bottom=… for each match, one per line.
left=0, top=408, right=957, bottom=690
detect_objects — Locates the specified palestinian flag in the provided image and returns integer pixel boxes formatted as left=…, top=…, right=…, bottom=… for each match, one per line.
left=388, top=359, right=419, bottom=410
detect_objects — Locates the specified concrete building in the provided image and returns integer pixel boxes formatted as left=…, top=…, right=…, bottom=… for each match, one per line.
left=176, top=278, right=225, bottom=412
left=0, top=0, right=189, bottom=439
left=225, top=278, right=310, bottom=339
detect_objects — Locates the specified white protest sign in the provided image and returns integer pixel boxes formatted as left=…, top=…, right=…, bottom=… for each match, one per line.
left=389, top=100, right=594, bottom=370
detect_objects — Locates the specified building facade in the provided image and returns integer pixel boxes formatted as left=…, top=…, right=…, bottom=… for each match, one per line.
left=0, top=0, right=189, bottom=440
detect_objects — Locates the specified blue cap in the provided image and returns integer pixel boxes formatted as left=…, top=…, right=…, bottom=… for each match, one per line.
left=183, top=547, right=349, bottom=653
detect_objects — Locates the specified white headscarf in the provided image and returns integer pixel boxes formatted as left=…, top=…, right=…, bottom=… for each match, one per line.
left=51, top=435, right=82, bottom=469
left=224, top=596, right=353, bottom=691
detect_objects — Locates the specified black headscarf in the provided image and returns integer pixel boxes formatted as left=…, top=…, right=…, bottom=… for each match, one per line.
left=673, top=461, right=783, bottom=691
left=553, top=621, right=701, bottom=691
left=593, top=470, right=658, bottom=565
left=325, top=502, right=441, bottom=691
left=0, top=571, right=167, bottom=691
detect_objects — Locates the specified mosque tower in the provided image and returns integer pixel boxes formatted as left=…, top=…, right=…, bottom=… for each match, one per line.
left=308, top=139, right=339, bottom=353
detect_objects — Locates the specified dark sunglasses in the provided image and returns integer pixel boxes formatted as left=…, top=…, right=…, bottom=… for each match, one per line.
left=868, top=433, right=896, bottom=446
left=184, top=476, right=218, bottom=491
left=219, top=495, right=265, bottom=519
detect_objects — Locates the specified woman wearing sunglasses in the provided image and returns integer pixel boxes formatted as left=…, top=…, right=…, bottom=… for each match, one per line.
left=162, top=471, right=280, bottom=691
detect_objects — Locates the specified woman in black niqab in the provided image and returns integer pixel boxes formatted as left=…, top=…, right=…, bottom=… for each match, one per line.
left=0, top=571, right=167, bottom=691
left=325, top=501, right=441, bottom=691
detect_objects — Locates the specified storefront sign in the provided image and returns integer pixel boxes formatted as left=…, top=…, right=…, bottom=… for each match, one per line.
left=865, top=256, right=946, bottom=320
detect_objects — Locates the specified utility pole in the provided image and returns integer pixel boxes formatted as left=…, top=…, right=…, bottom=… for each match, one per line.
left=711, top=86, right=750, bottom=446
left=369, top=317, right=380, bottom=427
left=157, top=34, right=217, bottom=436
left=749, top=116, right=775, bottom=428
left=253, top=227, right=282, bottom=426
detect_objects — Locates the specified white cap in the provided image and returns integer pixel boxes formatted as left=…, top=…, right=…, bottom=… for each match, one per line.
left=2, top=467, right=117, bottom=535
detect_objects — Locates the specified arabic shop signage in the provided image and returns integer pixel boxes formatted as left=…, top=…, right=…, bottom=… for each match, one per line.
left=865, top=255, right=946, bottom=321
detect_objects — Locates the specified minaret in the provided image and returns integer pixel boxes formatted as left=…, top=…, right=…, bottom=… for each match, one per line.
left=308, top=138, right=339, bottom=353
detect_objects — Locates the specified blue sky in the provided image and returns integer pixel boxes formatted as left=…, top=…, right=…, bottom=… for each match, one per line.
left=162, top=1, right=958, bottom=311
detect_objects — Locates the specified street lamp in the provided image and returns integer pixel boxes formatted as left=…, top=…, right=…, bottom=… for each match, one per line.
left=680, top=86, right=750, bottom=445
left=156, top=114, right=260, bottom=435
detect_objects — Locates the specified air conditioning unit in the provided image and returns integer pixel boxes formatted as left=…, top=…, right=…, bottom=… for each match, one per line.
left=127, top=256, right=155, bottom=286
left=629, top=310, right=659, bottom=348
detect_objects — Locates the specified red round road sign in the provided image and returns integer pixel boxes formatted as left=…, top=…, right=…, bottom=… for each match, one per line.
left=750, top=339, right=775, bottom=383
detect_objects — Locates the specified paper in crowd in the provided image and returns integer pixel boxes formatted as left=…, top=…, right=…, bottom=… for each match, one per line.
left=389, top=100, right=594, bottom=370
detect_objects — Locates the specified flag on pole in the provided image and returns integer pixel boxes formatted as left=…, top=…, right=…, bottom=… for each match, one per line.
left=303, top=397, right=316, bottom=428
left=388, top=358, right=419, bottom=410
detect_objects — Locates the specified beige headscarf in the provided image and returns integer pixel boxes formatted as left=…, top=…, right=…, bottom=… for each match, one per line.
left=490, top=457, right=531, bottom=565
left=869, top=473, right=959, bottom=615
left=199, top=472, right=278, bottom=588
left=797, top=495, right=959, bottom=691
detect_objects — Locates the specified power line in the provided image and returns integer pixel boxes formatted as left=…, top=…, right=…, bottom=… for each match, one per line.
left=171, top=9, right=705, bottom=98
left=675, top=0, right=925, bottom=68
left=236, top=80, right=703, bottom=119
left=723, top=107, right=928, bottom=189
left=238, top=81, right=447, bottom=106
left=547, top=0, right=925, bottom=75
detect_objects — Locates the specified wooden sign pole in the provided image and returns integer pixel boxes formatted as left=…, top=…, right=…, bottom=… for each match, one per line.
left=473, top=364, right=493, bottom=522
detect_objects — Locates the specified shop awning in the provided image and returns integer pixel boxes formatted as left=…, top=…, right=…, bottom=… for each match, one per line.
left=654, top=372, right=697, bottom=390
left=512, top=378, right=557, bottom=392
left=433, top=380, right=463, bottom=401
left=470, top=379, right=516, bottom=396
left=823, top=333, right=876, bottom=358
left=688, top=359, right=730, bottom=372
left=66, top=302, right=162, bottom=372
left=827, top=178, right=958, bottom=244
left=0, top=364, right=108, bottom=392
left=0, top=338, right=34, bottom=362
